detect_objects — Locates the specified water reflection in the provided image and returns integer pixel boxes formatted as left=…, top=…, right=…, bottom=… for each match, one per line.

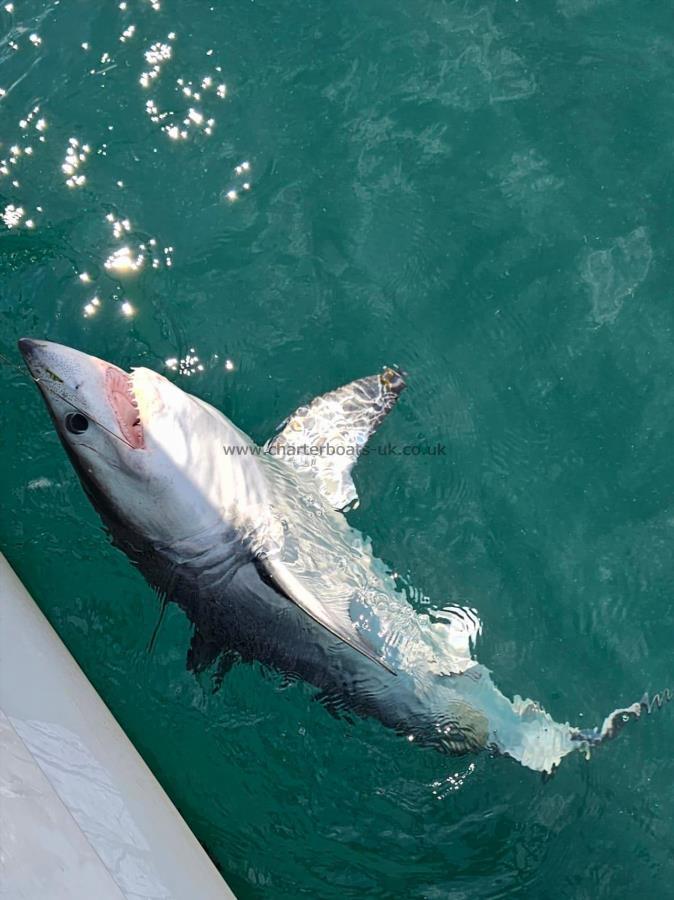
left=0, top=0, right=247, bottom=331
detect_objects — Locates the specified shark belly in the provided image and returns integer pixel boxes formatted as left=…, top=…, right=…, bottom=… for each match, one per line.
left=135, top=533, right=489, bottom=756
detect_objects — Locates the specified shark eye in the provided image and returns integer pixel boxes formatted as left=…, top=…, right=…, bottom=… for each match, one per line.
left=65, top=412, right=89, bottom=434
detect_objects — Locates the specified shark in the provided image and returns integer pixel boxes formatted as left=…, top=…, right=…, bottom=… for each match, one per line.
left=18, top=337, right=669, bottom=774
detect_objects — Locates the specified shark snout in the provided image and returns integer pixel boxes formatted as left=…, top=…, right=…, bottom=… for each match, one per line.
left=19, top=338, right=145, bottom=451
left=18, top=336, right=47, bottom=358
left=19, top=336, right=104, bottom=382
left=18, top=337, right=55, bottom=377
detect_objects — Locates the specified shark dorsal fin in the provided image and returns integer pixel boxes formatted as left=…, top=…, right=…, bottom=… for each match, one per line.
left=266, top=366, right=406, bottom=510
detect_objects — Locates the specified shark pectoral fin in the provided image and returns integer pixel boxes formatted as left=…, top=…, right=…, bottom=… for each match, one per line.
left=186, top=628, right=222, bottom=674
left=187, top=628, right=239, bottom=687
left=260, top=555, right=397, bottom=676
left=265, top=366, right=406, bottom=511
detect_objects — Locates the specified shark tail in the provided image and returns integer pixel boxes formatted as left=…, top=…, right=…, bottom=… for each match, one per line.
left=488, top=684, right=671, bottom=775
left=570, top=688, right=672, bottom=753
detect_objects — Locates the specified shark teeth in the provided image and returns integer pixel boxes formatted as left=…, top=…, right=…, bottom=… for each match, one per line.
left=106, top=366, right=145, bottom=449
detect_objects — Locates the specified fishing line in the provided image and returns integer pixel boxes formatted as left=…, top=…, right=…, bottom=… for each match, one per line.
left=146, top=595, right=168, bottom=655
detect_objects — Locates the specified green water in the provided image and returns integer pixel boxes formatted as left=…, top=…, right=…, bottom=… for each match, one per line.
left=2, top=0, right=673, bottom=895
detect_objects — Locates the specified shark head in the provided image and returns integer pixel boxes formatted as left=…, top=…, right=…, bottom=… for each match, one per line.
left=18, top=338, right=243, bottom=546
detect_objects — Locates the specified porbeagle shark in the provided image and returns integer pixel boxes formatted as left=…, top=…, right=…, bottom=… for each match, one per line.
left=18, top=338, right=669, bottom=774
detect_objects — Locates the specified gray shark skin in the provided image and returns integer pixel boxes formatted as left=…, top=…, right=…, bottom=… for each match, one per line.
left=18, top=338, right=669, bottom=774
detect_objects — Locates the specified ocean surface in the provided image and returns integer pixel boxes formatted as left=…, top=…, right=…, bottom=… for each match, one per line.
left=1, top=0, right=673, bottom=896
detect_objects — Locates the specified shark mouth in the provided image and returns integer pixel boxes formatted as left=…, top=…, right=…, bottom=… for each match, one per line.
left=105, top=367, right=145, bottom=449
